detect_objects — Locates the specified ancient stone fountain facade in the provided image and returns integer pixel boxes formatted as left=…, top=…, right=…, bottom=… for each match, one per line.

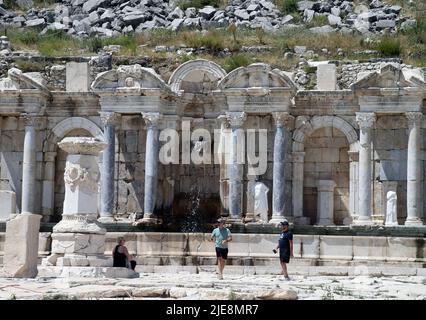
left=0, top=60, right=425, bottom=230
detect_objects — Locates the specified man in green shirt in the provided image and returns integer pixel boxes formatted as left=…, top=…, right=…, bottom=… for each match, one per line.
left=210, top=219, right=232, bottom=280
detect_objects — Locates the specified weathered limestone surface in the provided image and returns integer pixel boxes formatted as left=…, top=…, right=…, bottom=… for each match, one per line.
left=66, top=62, right=90, bottom=92
left=3, top=213, right=41, bottom=278
left=0, top=190, right=15, bottom=220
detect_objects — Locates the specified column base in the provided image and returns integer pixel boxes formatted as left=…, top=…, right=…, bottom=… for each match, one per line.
left=133, top=215, right=163, bottom=226
left=243, top=213, right=255, bottom=223
left=293, top=216, right=310, bottom=225
left=385, top=222, right=399, bottom=226
left=98, top=216, right=116, bottom=223
left=404, top=218, right=424, bottom=226
left=53, top=215, right=106, bottom=234
left=316, top=218, right=335, bottom=226
left=269, top=215, right=288, bottom=224
left=351, top=216, right=374, bottom=226
left=226, top=217, right=244, bottom=225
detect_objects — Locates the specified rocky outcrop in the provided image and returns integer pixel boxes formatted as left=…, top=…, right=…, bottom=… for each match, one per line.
left=0, top=0, right=417, bottom=37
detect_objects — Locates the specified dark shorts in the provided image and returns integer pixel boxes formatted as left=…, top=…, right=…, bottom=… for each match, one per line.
left=280, top=250, right=290, bottom=263
left=215, top=247, right=229, bottom=259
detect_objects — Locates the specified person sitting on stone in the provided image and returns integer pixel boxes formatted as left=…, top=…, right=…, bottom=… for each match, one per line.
left=113, top=237, right=136, bottom=270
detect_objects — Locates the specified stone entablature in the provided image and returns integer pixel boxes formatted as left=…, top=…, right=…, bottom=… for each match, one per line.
left=0, top=60, right=425, bottom=227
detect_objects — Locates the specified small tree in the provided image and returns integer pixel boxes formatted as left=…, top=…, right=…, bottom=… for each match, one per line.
left=255, top=27, right=266, bottom=45
left=228, top=21, right=237, bottom=44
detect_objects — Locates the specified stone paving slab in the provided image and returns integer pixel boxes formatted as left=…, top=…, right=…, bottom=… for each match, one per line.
left=0, top=270, right=425, bottom=300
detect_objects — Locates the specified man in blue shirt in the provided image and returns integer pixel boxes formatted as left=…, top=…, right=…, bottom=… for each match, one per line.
left=273, top=220, right=293, bottom=280
left=210, top=219, right=232, bottom=280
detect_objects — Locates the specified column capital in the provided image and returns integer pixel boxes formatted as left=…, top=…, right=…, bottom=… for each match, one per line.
left=100, top=112, right=121, bottom=127
left=20, top=113, right=40, bottom=127
left=272, top=112, right=294, bottom=128
left=217, top=114, right=231, bottom=128
left=142, top=112, right=162, bottom=128
left=356, top=112, right=376, bottom=129
left=406, top=112, right=423, bottom=128
left=348, top=151, right=359, bottom=162
left=225, top=112, right=247, bottom=128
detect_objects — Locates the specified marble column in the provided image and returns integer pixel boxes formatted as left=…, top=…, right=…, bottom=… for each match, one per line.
left=99, top=112, right=120, bottom=223
left=405, top=112, right=423, bottom=226
left=292, top=152, right=309, bottom=225
left=226, top=112, right=246, bottom=221
left=21, top=114, right=37, bottom=214
left=270, top=112, right=293, bottom=223
left=355, top=112, right=376, bottom=225
left=141, top=112, right=162, bottom=223
left=217, top=115, right=230, bottom=216
left=347, top=151, right=359, bottom=225
left=316, top=180, right=336, bottom=225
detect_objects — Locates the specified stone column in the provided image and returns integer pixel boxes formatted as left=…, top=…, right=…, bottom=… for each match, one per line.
left=405, top=112, right=423, bottom=226
left=141, top=112, right=162, bottom=223
left=226, top=112, right=246, bottom=222
left=354, top=112, right=376, bottom=225
left=292, top=152, right=309, bottom=225
left=217, top=115, right=230, bottom=216
left=99, top=112, right=120, bottom=223
left=21, top=113, right=37, bottom=214
left=316, top=180, right=336, bottom=225
left=270, top=112, right=293, bottom=223
left=347, top=151, right=359, bottom=225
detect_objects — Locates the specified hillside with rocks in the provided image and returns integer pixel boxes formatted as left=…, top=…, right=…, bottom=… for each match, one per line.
left=0, top=0, right=420, bottom=36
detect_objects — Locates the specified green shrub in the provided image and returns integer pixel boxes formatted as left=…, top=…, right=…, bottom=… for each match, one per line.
left=276, top=0, right=299, bottom=15
left=377, top=37, right=401, bottom=57
left=184, top=30, right=225, bottom=52
left=177, top=0, right=222, bottom=10
left=222, top=54, right=251, bottom=72
left=307, top=15, right=329, bottom=28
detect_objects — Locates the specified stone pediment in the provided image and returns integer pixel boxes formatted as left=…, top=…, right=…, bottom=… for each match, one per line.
left=351, top=63, right=426, bottom=91
left=218, top=63, right=297, bottom=93
left=0, top=68, right=49, bottom=93
left=91, top=64, right=170, bottom=94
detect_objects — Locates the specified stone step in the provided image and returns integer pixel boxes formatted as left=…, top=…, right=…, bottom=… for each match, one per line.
left=37, top=266, right=139, bottom=278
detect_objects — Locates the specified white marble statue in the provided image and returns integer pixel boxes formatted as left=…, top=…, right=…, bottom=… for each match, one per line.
left=385, top=190, right=398, bottom=226
left=254, top=182, right=269, bottom=223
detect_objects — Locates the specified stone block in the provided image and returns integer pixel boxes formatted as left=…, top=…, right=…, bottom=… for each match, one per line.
left=352, top=236, right=387, bottom=261
left=296, top=235, right=320, bottom=259
left=247, top=233, right=276, bottom=258
left=3, top=213, right=41, bottom=278
left=66, top=62, right=90, bottom=92
left=319, top=235, right=353, bottom=260
left=0, top=190, right=16, bottom=220
left=317, top=64, right=337, bottom=90
left=386, top=237, right=423, bottom=262
left=51, top=233, right=106, bottom=255
left=187, top=233, right=211, bottom=256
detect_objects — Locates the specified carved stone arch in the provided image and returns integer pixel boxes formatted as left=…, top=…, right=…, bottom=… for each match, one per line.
left=292, top=115, right=359, bottom=226
left=44, top=117, right=104, bottom=152
left=168, top=59, right=227, bottom=94
left=218, top=63, right=297, bottom=90
left=292, top=116, right=359, bottom=152
left=91, top=64, right=170, bottom=92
